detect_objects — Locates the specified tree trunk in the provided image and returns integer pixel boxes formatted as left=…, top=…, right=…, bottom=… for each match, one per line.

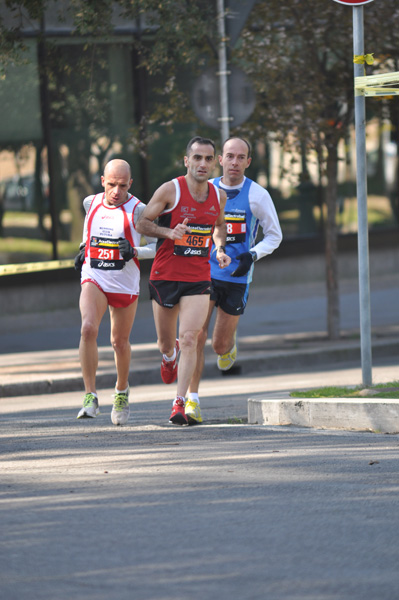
left=325, top=145, right=340, bottom=340
left=38, top=16, right=58, bottom=260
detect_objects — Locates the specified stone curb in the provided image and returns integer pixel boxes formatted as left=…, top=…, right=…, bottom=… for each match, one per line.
left=248, top=397, right=399, bottom=434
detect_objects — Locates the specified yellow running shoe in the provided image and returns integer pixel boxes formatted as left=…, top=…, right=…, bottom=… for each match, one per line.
left=217, top=342, right=237, bottom=371
left=185, top=399, right=203, bottom=425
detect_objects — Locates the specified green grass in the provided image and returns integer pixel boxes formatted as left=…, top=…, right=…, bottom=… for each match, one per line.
left=290, top=381, right=399, bottom=400
left=291, top=386, right=361, bottom=398
left=371, top=391, right=399, bottom=399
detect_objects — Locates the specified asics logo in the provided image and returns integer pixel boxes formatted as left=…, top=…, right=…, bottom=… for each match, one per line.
left=98, top=261, right=115, bottom=268
left=184, top=248, right=202, bottom=255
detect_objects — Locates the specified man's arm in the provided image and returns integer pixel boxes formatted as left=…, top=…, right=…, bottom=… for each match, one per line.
left=115, top=201, right=157, bottom=263
left=74, top=195, right=94, bottom=271
left=230, top=184, right=282, bottom=277
left=136, top=181, right=191, bottom=240
left=131, top=202, right=157, bottom=259
left=212, top=189, right=231, bottom=269
left=249, top=185, right=282, bottom=260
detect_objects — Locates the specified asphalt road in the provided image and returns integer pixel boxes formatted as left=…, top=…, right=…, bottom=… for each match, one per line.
left=1, top=274, right=398, bottom=599
left=1, top=363, right=399, bottom=600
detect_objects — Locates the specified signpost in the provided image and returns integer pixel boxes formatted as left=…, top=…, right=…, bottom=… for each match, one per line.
left=191, top=67, right=255, bottom=132
left=194, top=0, right=256, bottom=144
left=217, top=0, right=230, bottom=143
left=333, top=1, right=373, bottom=4
left=332, top=0, right=374, bottom=386
left=224, top=0, right=258, bottom=48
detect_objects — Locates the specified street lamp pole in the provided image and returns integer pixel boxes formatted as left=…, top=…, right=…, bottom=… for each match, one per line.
left=217, top=0, right=230, bottom=145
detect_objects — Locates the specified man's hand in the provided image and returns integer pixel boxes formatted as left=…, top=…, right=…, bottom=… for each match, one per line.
left=231, top=252, right=254, bottom=277
left=169, top=217, right=191, bottom=240
left=216, top=246, right=231, bottom=269
left=118, top=238, right=137, bottom=261
left=74, top=244, right=85, bottom=272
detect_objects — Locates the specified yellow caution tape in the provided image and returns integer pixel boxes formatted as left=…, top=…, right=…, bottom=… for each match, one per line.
left=353, top=53, right=374, bottom=65
left=0, top=259, right=74, bottom=276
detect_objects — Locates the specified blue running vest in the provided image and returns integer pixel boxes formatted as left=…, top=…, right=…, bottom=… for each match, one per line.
left=210, top=177, right=259, bottom=284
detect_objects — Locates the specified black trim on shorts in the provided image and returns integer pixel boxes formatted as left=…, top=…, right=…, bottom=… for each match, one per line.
left=149, top=280, right=211, bottom=308
left=210, top=278, right=249, bottom=316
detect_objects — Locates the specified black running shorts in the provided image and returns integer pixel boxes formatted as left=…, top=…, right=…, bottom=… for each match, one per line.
left=210, top=278, right=249, bottom=316
left=149, top=280, right=211, bottom=308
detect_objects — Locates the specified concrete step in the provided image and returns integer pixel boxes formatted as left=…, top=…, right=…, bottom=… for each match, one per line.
left=248, top=397, right=399, bottom=434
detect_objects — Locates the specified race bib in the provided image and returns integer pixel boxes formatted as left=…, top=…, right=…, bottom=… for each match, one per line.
left=89, top=236, right=124, bottom=270
left=174, top=224, right=212, bottom=257
left=225, top=211, right=246, bottom=244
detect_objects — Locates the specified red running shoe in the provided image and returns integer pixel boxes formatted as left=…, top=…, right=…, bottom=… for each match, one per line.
left=169, top=397, right=188, bottom=426
left=161, top=339, right=180, bottom=384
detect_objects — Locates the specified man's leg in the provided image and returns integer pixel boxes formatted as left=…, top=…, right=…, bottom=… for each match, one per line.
left=152, top=300, right=181, bottom=384
left=151, top=299, right=180, bottom=357
left=79, top=282, right=108, bottom=394
left=109, top=299, right=138, bottom=391
left=213, top=308, right=240, bottom=372
left=188, top=299, right=216, bottom=395
left=212, top=308, right=240, bottom=357
left=176, top=294, right=210, bottom=399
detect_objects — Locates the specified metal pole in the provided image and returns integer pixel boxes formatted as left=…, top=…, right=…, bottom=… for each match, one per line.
left=217, top=0, right=230, bottom=145
left=353, top=6, right=372, bottom=386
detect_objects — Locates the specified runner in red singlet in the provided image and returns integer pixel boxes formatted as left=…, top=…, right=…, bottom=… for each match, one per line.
left=136, top=137, right=231, bottom=425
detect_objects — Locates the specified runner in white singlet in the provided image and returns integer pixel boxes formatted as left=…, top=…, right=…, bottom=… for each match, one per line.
left=75, top=159, right=156, bottom=426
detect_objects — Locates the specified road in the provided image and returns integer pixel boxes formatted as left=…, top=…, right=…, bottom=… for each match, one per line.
left=0, top=275, right=398, bottom=354
left=1, top=362, right=399, bottom=600
left=1, top=272, right=398, bottom=599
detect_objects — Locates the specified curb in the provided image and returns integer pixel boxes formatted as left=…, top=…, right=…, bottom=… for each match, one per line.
left=248, top=397, right=399, bottom=434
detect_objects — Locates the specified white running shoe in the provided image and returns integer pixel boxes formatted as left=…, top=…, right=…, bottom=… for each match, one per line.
left=77, top=393, right=100, bottom=419
left=111, top=388, right=130, bottom=426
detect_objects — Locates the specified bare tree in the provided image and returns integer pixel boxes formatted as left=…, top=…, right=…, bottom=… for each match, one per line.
left=235, top=0, right=398, bottom=339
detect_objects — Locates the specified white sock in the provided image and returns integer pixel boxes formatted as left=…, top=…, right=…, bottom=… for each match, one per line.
left=115, top=386, right=129, bottom=394
left=173, top=396, right=185, bottom=406
left=163, top=347, right=176, bottom=362
left=188, top=392, right=199, bottom=404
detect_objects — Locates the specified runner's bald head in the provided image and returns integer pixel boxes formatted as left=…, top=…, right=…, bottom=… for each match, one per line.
left=104, top=159, right=131, bottom=179
left=222, top=137, right=251, bottom=158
